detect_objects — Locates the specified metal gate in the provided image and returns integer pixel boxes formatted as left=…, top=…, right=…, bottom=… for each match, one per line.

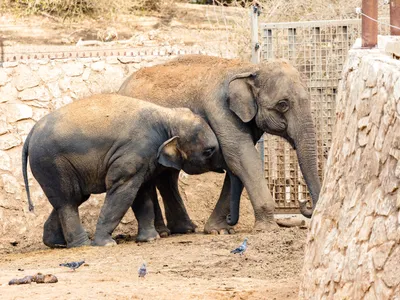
left=260, top=19, right=382, bottom=213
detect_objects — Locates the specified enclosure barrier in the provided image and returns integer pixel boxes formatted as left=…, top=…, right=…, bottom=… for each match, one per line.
left=260, top=18, right=390, bottom=213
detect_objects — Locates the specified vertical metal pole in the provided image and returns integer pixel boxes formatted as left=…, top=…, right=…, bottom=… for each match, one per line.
left=390, top=0, right=400, bottom=35
left=362, top=0, right=378, bottom=48
left=250, top=3, right=264, bottom=175
left=251, top=4, right=260, bottom=64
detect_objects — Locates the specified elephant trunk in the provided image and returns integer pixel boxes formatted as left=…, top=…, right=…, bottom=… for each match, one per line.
left=294, top=119, right=321, bottom=218
left=226, top=171, right=244, bottom=226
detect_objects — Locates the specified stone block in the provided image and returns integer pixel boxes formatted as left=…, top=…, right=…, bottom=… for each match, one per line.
left=0, top=69, right=9, bottom=86
left=18, top=86, right=51, bottom=102
left=16, top=120, right=35, bottom=136
left=369, top=217, right=387, bottom=248
left=358, top=216, right=374, bottom=241
left=62, top=62, right=84, bottom=77
left=2, top=103, right=33, bottom=122
left=0, top=134, right=21, bottom=150
left=1, top=174, right=21, bottom=198
left=15, top=65, right=40, bottom=91
left=82, top=68, right=91, bottom=81
left=382, top=245, right=400, bottom=287
left=0, top=150, right=11, bottom=171
left=371, top=241, right=395, bottom=270
left=0, top=83, right=18, bottom=103
left=373, top=278, right=392, bottom=299
left=47, top=81, right=61, bottom=98
left=0, top=119, right=9, bottom=135
left=38, top=65, right=61, bottom=82
left=91, top=61, right=106, bottom=71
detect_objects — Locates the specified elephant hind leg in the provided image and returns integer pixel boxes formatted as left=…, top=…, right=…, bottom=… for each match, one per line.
left=43, top=195, right=90, bottom=248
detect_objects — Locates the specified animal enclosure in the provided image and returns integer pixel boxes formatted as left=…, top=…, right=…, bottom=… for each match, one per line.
left=260, top=18, right=390, bottom=213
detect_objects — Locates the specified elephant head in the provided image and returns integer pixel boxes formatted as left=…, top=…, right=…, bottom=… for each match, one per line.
left=227, top=60, right=321, bottom=219
left=157, top=108, right=223, bottom=175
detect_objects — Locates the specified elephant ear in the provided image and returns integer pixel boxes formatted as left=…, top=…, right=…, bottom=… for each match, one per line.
left=228, top=73, right=258, bottom=123
left=157, top=136, right=183, bottom=170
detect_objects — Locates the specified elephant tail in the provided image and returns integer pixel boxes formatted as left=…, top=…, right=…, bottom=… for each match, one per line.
left=22, top=129, right=34, bottom=212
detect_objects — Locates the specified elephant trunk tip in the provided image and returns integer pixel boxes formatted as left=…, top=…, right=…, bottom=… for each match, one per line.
left=226, top=214, right=239, bottom=226
left=298, top=199, right=313, bottom=219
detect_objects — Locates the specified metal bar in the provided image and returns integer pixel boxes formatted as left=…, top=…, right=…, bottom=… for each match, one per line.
left=251, top=4, right=260, bottom=64
left=262, top=19, right=361, bottom=29
left=362, top=0, right=378, bottom=48
left=390, top=0, right=400, bottom=35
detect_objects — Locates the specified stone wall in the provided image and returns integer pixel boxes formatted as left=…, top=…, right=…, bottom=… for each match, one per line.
left=300, top=48, right=400, bottom=297
left=0, top=46, right=216, bottom=253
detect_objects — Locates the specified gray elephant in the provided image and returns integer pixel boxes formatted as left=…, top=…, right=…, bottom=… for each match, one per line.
left=117, top=55, right=321, bottom=234
left=22, top=94, right=224, bottom=248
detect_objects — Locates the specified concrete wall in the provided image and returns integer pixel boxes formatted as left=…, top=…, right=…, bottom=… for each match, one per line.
left=0, top=46, right=215, bottom=253
left=300, top=48, right=400, bottom=298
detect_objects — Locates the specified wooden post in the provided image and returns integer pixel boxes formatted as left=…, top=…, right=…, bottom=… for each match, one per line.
left=390, top=0, right=400, bottom=35
left=362, top=0, right=378, bottom=48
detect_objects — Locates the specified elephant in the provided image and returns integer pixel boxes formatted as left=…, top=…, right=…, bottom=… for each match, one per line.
left=117, top=55, right=321, bottom=234
left=22, top=94, right=225, bottom=248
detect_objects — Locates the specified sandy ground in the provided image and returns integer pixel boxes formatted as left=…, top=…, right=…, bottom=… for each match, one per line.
left=0, top=228, right=306, bottom=300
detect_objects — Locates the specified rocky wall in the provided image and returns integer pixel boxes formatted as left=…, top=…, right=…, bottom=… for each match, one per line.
left=300, top=48, right=400, bottom=298
left=0, top=46, right=215, bottom=253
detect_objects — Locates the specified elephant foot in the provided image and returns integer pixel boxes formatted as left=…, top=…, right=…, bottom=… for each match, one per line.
left=67, top=232, right=91, bottom=248
left=168, top=219, right=197, bottom=234
left=43, top=231, right=67, bottom=248
left=136, top=228, right=160, bottom=242
left=253, top=219, right=279, bottom=232
left=155, top=224, right=171, bottom=238
left=92, top=235, right=117, bottom=247
left=204, top=216, right=236, bottom=235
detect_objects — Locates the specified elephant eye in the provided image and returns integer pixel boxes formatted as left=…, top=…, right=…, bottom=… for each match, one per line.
left=203, top=147, right=215, bottom=158
left=276, top=100, right=289, bottom=113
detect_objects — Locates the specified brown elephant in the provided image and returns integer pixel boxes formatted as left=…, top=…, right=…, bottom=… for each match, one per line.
left=118, top=55, right=321, bottom=235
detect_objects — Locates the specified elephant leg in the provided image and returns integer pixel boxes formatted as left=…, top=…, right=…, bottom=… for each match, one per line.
left=204, top=173, right=238, bottom=234
left=132, top=184, right=160, bottom=242
left=43, top=195, right=90, bottom=248
left=93, top=180, right=139, bottom=246
left=156, top=170, right=197, bottom=234
left=57, top=204, right=90, bottom=248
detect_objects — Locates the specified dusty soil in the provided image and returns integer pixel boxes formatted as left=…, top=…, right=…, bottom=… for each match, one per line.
left=0, top=172, right=307, bottom=300
left=0, top=228, right=306, bottom=300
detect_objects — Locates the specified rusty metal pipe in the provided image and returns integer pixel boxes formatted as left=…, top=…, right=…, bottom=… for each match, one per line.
left=390, top=0, right=400, bottom=35
left=362, top=0, right=378, bottom=48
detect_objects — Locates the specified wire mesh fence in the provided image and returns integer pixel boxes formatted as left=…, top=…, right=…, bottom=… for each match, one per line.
left=261, top=18, right=389, bottom=213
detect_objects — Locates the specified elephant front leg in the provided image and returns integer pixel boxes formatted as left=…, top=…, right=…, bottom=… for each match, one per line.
left=227, top=142, right=278, bottom=232
left=132, top=184, right=161, bottom=242
left=156, top=170, right=197, bottom=234
left=93, top=180, right=139, bottom=246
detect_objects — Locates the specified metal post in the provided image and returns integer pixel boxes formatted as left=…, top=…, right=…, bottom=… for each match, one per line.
left=390, top=0, right=400, bottom=35
left=251, top=2, right=264, bottom=173
left=362, top=0, right=378, bottom=48
left=251, top=3, right=260, bottom=64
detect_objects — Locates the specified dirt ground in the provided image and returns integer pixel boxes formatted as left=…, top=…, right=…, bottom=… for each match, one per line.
left=0, top=172, right=308, bottom=300
left=0, top=227, right=306, bottom=300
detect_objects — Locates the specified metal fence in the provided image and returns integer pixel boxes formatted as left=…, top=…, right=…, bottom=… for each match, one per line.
left=260, top=19, right=390, bottom=213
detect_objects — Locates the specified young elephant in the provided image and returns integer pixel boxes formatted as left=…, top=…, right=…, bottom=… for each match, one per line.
left=22, top=94, right=222, bottom=248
